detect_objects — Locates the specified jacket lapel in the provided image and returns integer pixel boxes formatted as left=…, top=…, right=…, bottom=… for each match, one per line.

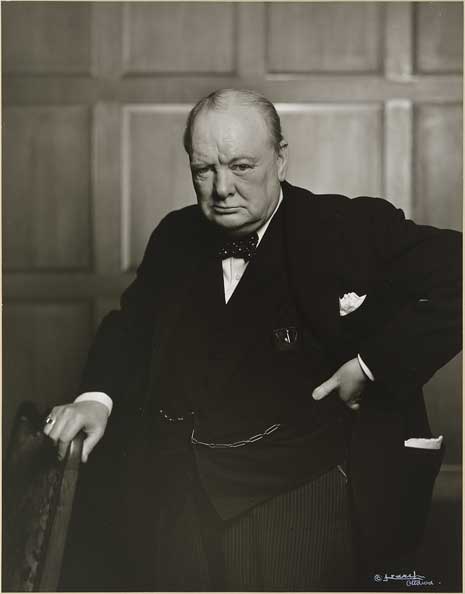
left=281, top=181, right=343, bottom=361
left=206, top=206, right=290, bottom=392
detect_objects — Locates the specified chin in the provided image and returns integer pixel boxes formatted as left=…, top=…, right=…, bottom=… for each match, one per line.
left=209, top=213, right=248, bottom=232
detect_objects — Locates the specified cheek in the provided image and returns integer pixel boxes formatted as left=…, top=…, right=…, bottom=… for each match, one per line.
left=236, top=172, right=263, bottom=194
left=194, top=180, right=213, bottom=202
left=239, top=177, right=270, bottom=212
left=233, top=184, right=255, bottom=210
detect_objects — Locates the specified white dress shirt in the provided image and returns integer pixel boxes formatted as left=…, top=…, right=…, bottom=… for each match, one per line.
left=75, top=190, right=373, bottom=415
left=222, top=190, right=283, bottom=303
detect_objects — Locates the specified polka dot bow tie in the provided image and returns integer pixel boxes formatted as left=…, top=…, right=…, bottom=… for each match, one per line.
left=218, top=232, right=259, bottom=261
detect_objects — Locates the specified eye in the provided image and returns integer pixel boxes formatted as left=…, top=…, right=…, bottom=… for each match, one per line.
left=231, top=163, right=253, bottom=173
left=192, top=166, right=211, bottom=178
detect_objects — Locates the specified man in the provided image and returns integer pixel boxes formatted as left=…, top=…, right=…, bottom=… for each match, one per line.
left=44, top=89, right=461, bottom=591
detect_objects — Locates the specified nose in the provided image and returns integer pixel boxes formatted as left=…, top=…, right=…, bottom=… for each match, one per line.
left=213, top=168, right=235, bottom=200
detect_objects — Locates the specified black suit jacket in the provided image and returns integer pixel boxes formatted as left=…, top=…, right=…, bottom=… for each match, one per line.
left=81, top=180, right=461, bottom=571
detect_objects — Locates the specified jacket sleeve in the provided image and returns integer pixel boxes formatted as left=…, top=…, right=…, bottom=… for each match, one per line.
left=352, top=198, right=462, bottom=394
left=78, top=212, right=175, bottom=406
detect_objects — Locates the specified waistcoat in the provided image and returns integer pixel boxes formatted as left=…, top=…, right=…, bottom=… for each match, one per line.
left=147, top=206, right=351, bottom=518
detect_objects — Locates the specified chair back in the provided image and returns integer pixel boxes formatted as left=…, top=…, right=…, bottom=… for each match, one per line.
left=3, top=402, right=83, bottom=592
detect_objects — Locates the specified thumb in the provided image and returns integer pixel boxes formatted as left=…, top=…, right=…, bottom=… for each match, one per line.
left=81, top=428, right=103, bottom=463
left=312, top=375, right=339, bottom=401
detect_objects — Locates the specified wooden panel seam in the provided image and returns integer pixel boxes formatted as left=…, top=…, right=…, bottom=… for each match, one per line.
left=384, top=99, right=413, bottom=217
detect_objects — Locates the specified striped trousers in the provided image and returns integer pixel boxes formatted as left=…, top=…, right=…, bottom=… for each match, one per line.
left=140, top=461, right=356, bottom=592
left=223, top=466, right=355, bottom=591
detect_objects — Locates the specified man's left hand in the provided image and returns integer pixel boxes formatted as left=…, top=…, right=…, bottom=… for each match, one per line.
left=312, top=357, right=368, bottom=411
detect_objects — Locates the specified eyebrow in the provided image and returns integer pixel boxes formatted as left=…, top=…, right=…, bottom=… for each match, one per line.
left=229, top=156, right=257, bottom=163
left=191, top=155, right=257, bottom=166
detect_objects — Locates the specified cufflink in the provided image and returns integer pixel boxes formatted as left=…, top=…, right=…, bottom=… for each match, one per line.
left=273, top=326, right=299, bottom=351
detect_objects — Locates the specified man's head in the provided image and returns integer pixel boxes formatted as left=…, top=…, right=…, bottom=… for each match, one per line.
left=184, top=89, right=288, bottom=237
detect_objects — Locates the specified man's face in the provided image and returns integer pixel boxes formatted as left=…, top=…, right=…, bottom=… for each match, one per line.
left=189, top=105, right=288, bottom=236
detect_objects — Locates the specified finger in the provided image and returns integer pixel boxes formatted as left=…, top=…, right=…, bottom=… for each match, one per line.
left=312, top=375, right=339, bottom=400
left=43, top=406, right=62, bottom=436
left=82, top=428, right=104, bottom=463
left=59, top=414, right=85, bottom=444
left=57, top=439, right=70, bottom=461
left=50, top=414, right=72, bottom=459
left=47, top=410, right=69, bottom=442
left=55, top=415, right=84, bottom=460
left=347, top=401, right=360, bottom=411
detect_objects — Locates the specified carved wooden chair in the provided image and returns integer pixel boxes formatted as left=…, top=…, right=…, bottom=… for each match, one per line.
left=3, top=402, right=83, bottom=592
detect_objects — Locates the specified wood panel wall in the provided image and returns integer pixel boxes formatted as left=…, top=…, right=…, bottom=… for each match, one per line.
left=3, top=3, right=462, bottom=471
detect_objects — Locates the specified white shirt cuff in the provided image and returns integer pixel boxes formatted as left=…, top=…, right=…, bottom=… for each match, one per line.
left=74, top=392, right=113, bottom=415
left=357, top=354, right=374, bottom=381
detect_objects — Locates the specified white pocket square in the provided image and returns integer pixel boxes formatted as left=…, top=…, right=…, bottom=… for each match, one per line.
left=339, top=292, right=367, bottom=317
left=404, top=436, right=443, bottom=450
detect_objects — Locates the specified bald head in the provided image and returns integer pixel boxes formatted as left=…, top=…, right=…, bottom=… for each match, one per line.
left=183, top=88, right=284, bottom=156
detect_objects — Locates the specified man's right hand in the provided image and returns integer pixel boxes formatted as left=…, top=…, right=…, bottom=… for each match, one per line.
left=43, top=401, right=109, bottom=463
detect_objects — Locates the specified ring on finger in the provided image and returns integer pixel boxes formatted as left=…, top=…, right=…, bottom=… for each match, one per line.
left=45, top=416, right=56, bottom=425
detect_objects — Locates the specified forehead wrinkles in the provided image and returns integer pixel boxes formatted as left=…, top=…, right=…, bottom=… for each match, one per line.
left=214, top=127, right=243, bottom=162
left=191, top=107, right=270, bottom=161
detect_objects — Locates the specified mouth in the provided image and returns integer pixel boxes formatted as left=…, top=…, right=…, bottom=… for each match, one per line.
left=212, top=205, right=240, bottom=214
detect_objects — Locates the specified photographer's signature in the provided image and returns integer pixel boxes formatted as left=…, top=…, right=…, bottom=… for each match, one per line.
left=374, top=571, right=434, bottom=587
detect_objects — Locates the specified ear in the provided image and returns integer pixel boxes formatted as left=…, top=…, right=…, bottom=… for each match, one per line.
left=276, top=140, right=289, bottom=181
